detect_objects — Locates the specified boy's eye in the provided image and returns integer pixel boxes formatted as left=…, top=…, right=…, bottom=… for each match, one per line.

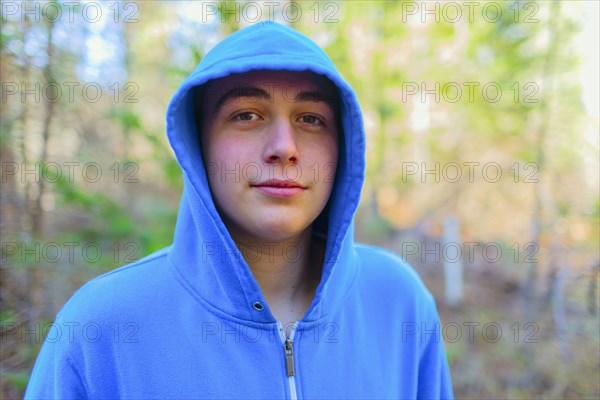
left=298, top=115, right=323, bottom=125
left=234, top=112, right=261, bottom=121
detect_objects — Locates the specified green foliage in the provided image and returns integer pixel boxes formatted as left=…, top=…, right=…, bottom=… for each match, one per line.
left=46, top=165, right=134, bottom=239
left=1, top=372, right=30, bottom=392
left=444, top=340, right=466, bottom=366
left=0, top=309, right=17, bottom=325
left=108, top=109, right=142, bottom=131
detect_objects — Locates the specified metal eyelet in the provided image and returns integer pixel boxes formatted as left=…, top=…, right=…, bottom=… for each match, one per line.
left=252, top=301, right=264, bottom=311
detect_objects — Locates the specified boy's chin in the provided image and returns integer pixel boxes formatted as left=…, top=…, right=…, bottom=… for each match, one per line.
left=251, top=224, right=312, bottom=244
left=220, top=208, right=318, bottom=244
left=241, top=217, right=314, bottom=244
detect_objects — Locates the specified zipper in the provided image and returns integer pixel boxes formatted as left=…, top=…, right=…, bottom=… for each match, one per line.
left=277, top=321, right=299, bottom=400
left=284, top=338, right=295, bottom=376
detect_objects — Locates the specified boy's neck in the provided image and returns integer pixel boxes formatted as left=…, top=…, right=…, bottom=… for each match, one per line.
left=233, top=229, right=324, bottom=327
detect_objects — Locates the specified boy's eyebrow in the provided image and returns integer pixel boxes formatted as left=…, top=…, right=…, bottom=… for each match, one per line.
left=213, top=86, right=338, bottom=112
left=215, top=87, right=270, bottom=112
left=294, top=91, right=338, bottom=109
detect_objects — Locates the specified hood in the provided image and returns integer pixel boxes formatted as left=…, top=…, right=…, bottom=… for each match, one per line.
left=165, top=21, right=365, bottom=324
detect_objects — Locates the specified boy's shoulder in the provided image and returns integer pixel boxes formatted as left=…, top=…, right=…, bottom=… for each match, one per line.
left=353, top=242, right=437, bottom=311
left=56, top=247, right=174, bottom=323
left=355, top=242, right=426, bottom=285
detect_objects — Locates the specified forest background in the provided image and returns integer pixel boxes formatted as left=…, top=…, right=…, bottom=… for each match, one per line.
left=1, top=1, right=599, bottom=398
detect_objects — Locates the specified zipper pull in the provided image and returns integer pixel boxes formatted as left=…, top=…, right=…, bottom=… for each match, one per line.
left=284, top=339, right=295, bottom=377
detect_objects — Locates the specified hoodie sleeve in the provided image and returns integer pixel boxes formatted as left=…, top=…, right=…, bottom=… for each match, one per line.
left=24, top=321, right=87, bottom=399
left=417, top=310, right=454, bottom=400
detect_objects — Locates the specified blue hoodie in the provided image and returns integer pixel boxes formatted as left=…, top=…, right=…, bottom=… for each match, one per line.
left=25, top=22, right=453, bottom=399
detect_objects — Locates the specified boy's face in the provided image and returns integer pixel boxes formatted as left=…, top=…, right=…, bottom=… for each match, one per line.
left=199, top=70, right=339, bottom=243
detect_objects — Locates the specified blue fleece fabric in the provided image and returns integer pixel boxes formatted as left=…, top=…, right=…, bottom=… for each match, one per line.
left=25, top=22, right=453, bottom=399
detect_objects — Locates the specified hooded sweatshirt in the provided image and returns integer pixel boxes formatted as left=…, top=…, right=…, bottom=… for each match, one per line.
left=25, top=21, right=453, bottom=400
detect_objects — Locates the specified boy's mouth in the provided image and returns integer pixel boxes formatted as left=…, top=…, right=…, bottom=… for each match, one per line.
left=251, top=179, right=306, bottom=198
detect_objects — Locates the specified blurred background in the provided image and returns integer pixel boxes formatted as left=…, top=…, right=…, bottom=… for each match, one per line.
left=1, top=0, right=598, bottom=398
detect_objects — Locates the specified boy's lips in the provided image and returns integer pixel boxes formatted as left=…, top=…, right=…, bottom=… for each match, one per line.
left=251, top=179, right=306, bottom=198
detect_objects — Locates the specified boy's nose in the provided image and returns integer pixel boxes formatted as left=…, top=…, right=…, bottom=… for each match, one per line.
left=262, top=119, right=299, bottom=163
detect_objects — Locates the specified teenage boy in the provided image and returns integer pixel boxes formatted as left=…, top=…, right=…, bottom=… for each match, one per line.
left=26, top=21, right=453, bottom=399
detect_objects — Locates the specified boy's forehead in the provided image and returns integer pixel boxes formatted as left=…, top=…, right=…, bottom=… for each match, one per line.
left=202, top=70, right=338, bottom=99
